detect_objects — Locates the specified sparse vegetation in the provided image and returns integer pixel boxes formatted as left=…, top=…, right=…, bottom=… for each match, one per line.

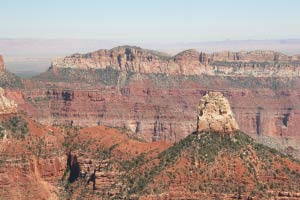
left=0, top=115, right=29, bottom=139
left=117, top=130, right=300, bottom=198
left=0, top=70, right=24, bottom=89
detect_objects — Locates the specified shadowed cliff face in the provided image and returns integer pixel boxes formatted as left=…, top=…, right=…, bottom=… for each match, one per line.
left=67, top=152, right=80, bottom=183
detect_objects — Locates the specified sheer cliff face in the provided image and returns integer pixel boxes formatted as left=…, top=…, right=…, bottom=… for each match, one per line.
left=51, top=46, right=300, bottom=77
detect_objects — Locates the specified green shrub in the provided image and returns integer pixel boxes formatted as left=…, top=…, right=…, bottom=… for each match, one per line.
left=1, top=116, right=29, bottom=139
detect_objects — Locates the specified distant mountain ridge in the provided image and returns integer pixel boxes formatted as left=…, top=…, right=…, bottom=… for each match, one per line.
left=2, top=38, right=300, bottom=76
left=50, top=46, right=300, bottom=77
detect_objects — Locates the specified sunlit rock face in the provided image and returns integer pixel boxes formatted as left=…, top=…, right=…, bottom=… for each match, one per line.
left=197, top=92, right=238, bottom=133
left=0, top=87, right=18, bottom=114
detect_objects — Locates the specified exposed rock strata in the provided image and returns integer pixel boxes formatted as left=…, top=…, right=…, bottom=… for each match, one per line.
left=51, top=46, right=300, bottom=77
left=197, top=92, right=238, bottom=133
left=13, top=76, right=300, bottom=151
left=7, top=46, right=300, bottom=157
left=0, top=115, right=66, bottom=200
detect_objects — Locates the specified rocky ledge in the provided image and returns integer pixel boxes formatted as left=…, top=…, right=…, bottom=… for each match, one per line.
left=197, top=92, right=238, bottom=133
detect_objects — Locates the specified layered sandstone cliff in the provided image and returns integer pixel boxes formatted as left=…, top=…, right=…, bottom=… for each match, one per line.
left=20, top=76, right=300, bottom=147
left=51, top=46, right=300, bottom=77
left=51, top=46, right=202, bottom=75
left=197, top=92, right=238, bottom=133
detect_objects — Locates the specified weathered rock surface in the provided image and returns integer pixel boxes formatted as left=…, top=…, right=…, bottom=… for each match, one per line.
left=51, top=46, right=300, bottom=77
left=51, top=46, right=192, bottom=75
left=0, top=87, right=17, bottom=114
left=197, top=92, right=238, bottom=133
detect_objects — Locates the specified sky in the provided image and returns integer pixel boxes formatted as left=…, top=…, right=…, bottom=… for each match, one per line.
left=1, top=0, right=300, bottom=43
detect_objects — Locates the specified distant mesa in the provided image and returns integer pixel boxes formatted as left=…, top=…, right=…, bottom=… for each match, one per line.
left=197, top=92, right=238, bottom=133
left=0, top=87, right=18, bottom=114
left=50, top=46, right=300, bottom=77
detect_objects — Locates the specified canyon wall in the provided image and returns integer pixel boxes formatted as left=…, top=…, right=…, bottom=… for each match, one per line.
left=14, top=74, right=300, bottom=156
left=2, top=47, right=299, bottom=156
left=1, top=96, right=300, bottom=199
left=51, top=46, right=300, bottom=77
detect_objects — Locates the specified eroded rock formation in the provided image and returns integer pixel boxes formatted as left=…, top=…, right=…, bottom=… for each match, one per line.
left=0, top=87, right=17, bottom=114
left=197, top=92, right=238, bottom=133
left=51, top=46, right=300, bottom=77
left=51, top=46, right=203, bottom=75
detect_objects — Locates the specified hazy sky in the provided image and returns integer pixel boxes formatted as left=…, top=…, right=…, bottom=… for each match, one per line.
left=1, top=0, right=300, bottom=43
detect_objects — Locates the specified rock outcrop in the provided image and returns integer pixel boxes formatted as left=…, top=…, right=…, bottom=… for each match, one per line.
left=0, top=55, right=4, bottom=71
left=197, top=92, right=238, bottom=133
left=0, top=87, right=17, bottom=114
